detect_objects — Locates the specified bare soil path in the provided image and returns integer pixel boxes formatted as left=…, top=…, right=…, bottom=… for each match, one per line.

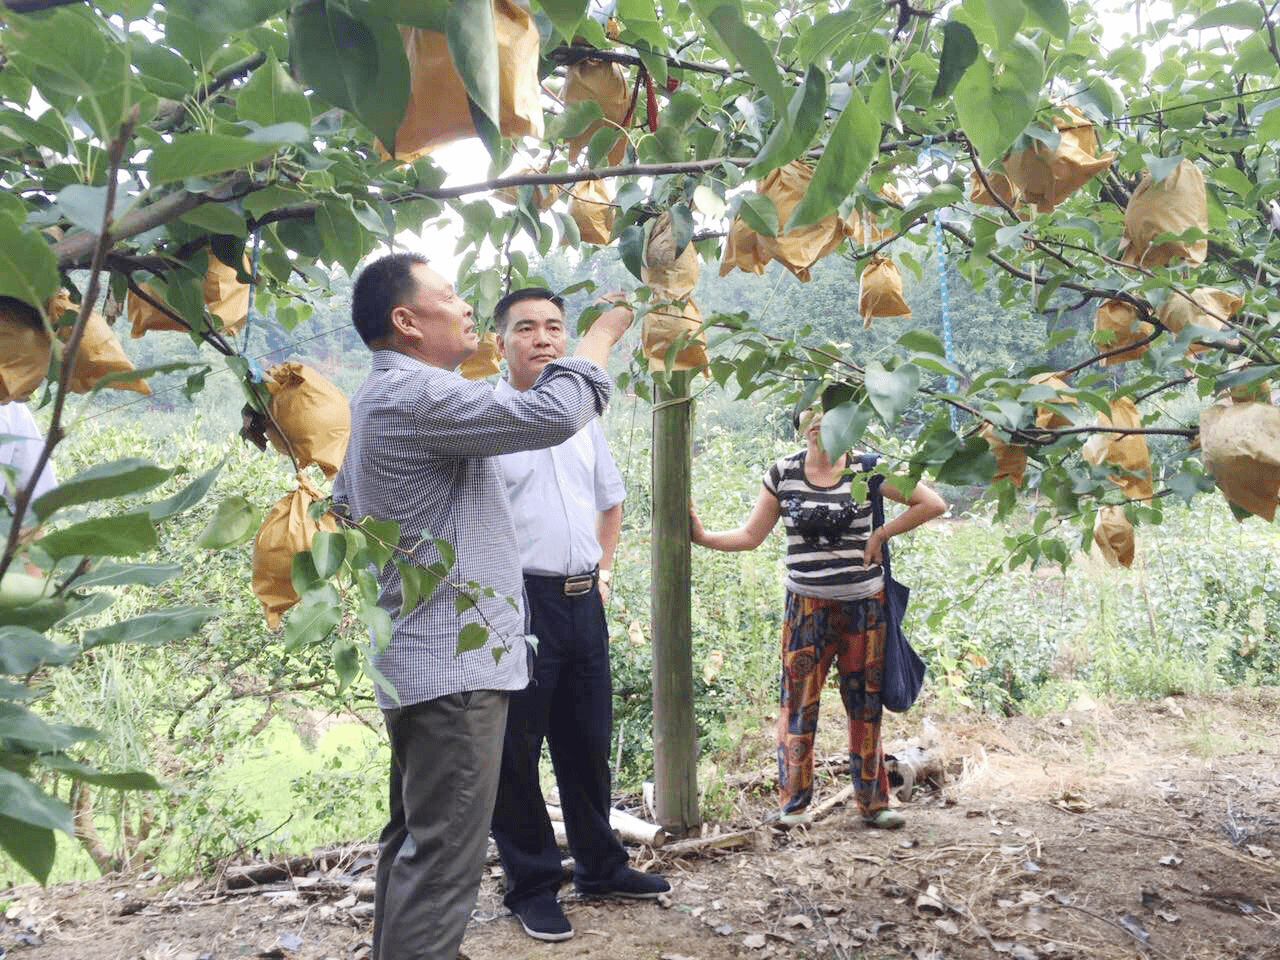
left=4, top=690, right=1278, bottom=960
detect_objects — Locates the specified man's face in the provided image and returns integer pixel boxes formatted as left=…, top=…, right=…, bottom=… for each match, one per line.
left=394, top=263, right=477, bottom=369
left=497, top=298, right=567, bottom=390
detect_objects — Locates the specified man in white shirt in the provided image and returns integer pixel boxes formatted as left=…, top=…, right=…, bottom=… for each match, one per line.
left=489, top=288, right=669, bottom=942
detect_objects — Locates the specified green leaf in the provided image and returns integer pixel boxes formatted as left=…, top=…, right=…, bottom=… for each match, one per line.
left=787, top=89, right=880, bottom=230
left=180, top=202, right=249, bottom=238
left=749, top=65, right=827, bottom=177
left=936, top=436, right=997, bottom=485
left=148, top=126, right=304, bottom=184
left=334, top=639, right=361, bottom=691
left=54, top=185, right=125, bottom=236
left=132, top=40, right=196, bottom=99
left=954, top=44, right=1041, bottom=165
left=0, top=702, right=92, bottom=752
left=1023, top=0, right=1069, bottom=38
left=669, top=203, right=694, bottom=257
left=820, top=398, right=873, bottom=456
left=455, top=622, right=488, bottom=654
left=172, top=0, right=291, bottom=34
left=0, top=626, right=77, bottom=674
left=289, top=0, right=411, bottom=151
left=33, top=459, right=177, bottom=521
left=82, top=606, right=219, bottom=650
left=1189, top=2, right=1264, bottom=30
left=985, top=0, right=1026, bottom=50
left=309, top=531, right=347, bottom=580
left=932, top=20, right=979, bottom=101
left=863, top=361, right=920, bottom=426
left=194, top=495, right=260, bottom=549
left=357, top=517, right=400, bottom=571
left=693, top=1, right=788, bottom=110
left=37, top=514, right=158, bottom=561
left=897, top=330, right=947, bottom=356
left=897, top=184, right=963, bottom=229
left=0, top=216, right=60, bottom=317
left=446, top=0, right=500, bottom=153
left=1143, top=154, right=1184, bottom=185
left=283, top=587, right=341, bottom=650
left=537, top=0, right=589, bottom=38
left=145, top=459, right=225, bottom=522
left=234, top=53, right=311, bottom=128
left=736, top=192, right=779, bottom=237
left=367, top=0, right=450, bottom=29
left=619, top=224, right=645, bottom=280
left=0, top=814, right=58, bottom=885
left=72, top=562, right=184, bottom=589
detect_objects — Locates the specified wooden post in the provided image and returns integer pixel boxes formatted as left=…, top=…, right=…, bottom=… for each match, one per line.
left=650, top=371, right=700, bottom=834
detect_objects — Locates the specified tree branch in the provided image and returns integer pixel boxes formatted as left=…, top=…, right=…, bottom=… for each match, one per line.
left=53, top=172, right=254, bottom=269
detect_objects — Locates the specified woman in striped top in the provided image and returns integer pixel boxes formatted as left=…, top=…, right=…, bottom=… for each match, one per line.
left=690, top=405, right=946, bottom=828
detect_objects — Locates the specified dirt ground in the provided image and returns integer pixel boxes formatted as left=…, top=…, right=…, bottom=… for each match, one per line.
left=4, top=689, right=1279, bottom=960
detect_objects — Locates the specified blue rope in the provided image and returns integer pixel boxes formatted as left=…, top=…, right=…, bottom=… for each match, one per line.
left=933, top=209, right=958, bottom=431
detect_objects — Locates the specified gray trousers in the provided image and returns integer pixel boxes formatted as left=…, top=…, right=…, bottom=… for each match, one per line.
left=373, top=690, right=509, bottom=960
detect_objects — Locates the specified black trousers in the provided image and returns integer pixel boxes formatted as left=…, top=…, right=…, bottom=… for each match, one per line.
left=489, top=576, right=628, bottom=909
left=372, top=690, right=508, bottom=960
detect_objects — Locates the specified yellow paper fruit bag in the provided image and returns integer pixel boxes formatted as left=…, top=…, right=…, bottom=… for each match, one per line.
left=719, top=161, right=856, bottom=281
left=642, top=299, right=707, bottom=373
left=0, top=298, right=51, bottom=402
left=1094, top=299, right=1154, bottom=365
left=262, top=363, right=350, bottom=479
left=252, top=477, right=338, bottom=629
left=1003, top=107, right=1114, bottom=212
left=1092, top=506, right=1135, bottom=568
left=1029, top=372, right=1076, bottom=430
left=858, top=255, right=910, bottom=324
left=564, top=57, right=630, bottom=165
left=1080, top=397, right=1153, bottom=501
left=1199, top=402, right=1280, bottom=522
left=390, top=1, right=543, bottom=159
left=567, top=179, right=616, bottom=245
left=643, top=210, right=700, bottom=303
left=459, top=332, right=502, bottom=380
left=1122, top=159, right=1208, bottom=267
left=129, top=251, right=251, bottom=338
left=1157, top=287, right=1239, bottom=355
left=980, top=422, right=1028, bottom=487
left=969, top=168, right=1023, bottom=209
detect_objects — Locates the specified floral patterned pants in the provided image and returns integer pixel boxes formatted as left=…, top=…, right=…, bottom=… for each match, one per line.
left=776, top=590, right=891, bottom=817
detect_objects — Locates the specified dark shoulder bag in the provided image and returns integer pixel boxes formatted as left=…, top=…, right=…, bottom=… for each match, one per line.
left=861, top=457, right=926, bottom=712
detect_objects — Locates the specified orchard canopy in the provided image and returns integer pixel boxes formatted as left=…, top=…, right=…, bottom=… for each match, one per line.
left=1, top=0, right=1279, bottom=878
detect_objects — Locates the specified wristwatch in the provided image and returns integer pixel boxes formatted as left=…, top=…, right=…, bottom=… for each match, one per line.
left=597, top=569, right=613, bottom=586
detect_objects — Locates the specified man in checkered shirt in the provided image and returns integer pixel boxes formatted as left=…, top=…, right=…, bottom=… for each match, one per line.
left=332, top=253, right=632, bottom=960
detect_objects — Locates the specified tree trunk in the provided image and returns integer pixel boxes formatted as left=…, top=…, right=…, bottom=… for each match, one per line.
left=650, top=371, right=700, bottom=834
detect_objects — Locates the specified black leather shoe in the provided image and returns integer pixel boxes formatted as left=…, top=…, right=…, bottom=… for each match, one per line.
left=577, top=867, right=671, bottom=899
left=511, top=896, right=574, bottom=941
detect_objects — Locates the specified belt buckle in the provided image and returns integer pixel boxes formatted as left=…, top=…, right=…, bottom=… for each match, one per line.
left=563, top=574, right=594, bottom=596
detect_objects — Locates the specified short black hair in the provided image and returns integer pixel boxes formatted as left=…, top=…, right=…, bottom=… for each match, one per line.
left=0, top=295, right=43, bottom=331
left=351, top=252, right=429, bottom=348
left=792, top=383, right=847, bottom=432
left=494, top=287, right=565, bottom=335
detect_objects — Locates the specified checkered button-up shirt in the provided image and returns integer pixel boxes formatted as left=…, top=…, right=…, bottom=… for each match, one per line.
left=334, top=351, right=612, bottom=708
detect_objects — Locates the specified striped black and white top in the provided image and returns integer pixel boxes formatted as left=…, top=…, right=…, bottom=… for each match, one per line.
left=763, top=451, right=885, bottom=601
